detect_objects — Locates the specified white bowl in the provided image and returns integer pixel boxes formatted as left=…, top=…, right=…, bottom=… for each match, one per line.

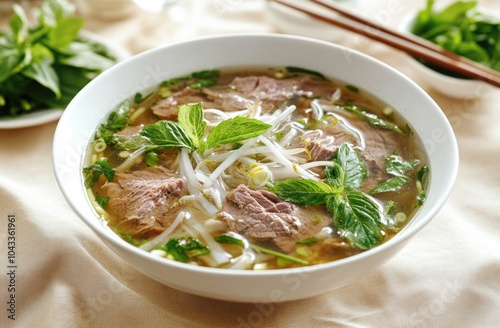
left=52, top=34, right=458, bottom=302
left=399, top=11, right=496, bottom=99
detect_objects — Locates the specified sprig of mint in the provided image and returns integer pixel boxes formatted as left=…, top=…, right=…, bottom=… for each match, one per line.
left=140, top=103, right=271, bottom=152
left=272, top=143, right=384, bottom=249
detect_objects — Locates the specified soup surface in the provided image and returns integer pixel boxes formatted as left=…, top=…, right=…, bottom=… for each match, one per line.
left=83, top=67, right=429, bottom=270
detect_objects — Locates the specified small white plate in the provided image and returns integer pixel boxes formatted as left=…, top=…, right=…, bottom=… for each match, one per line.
left=0, top=30, right=130, bottom=129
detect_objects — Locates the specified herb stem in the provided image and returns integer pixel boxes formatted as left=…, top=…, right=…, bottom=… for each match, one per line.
left=251, top=244, right=309, bottom=266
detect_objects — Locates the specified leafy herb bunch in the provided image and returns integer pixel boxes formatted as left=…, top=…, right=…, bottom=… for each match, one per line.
left=0, top=0, right=116, bottom=116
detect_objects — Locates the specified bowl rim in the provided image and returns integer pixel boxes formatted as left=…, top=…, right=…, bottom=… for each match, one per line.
left=53, top=33, right=459, bottom=278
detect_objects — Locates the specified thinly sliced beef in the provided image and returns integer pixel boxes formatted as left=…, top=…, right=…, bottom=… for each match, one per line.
left=102, top=168, right=186, bottom=239
left=151, top=74, right=313, bottom=119
left=218, top=184, right=331, bottom=252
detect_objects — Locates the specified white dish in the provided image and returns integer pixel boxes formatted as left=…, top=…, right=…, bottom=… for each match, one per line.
left=0, top=30, right=130, bottom=129
left=53, top=34, right=458, bottom=302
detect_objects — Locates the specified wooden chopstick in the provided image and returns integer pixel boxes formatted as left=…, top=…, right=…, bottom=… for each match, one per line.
left=271, top=0, right=500, bottom=88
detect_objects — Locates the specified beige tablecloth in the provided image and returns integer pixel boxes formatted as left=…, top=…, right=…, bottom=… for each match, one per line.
left=1, top=0, right=500, bottom=327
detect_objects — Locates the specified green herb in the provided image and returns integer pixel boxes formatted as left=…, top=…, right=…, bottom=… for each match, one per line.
left=272, top=143, right=384, bottom=249
left=369, top=154, right=420, bottom=195
left=145, top=150, right=160, bottom=166
left=345, top=85, right=359, bottom=93
left=134, top=92, right=144, bottom=103
left=296, top=237, right=321, bottom=245
left=386, top=154, right=419, bottom=175
left=177, top=103, right=206, bottom=150
left=160, top=237, right=210, bottom=263
left=286, top=66, right=327, bottom=80
left=251, top=244, right=310, bottom=266
left=191, top=70, right=220, bottom=79
left=413, top=0, right=500, bottom=74
left=0, top=0, right=116, bottom=117
left=205, top=116, right=271, bottom=149
left=160, top=76, right=189, bottom=87
left=339, top=104, right=405, bottom=135
left=82, top=158, right=115, bottom=189
left=270, top=178, right=333, bottom=206
left=214, top=234, right=245, bottom=247
left=369, top=176, right=412, bottom=194
left=141, top=120, right=194, bottom=150
left=95, top=195, right=110, bottom=208
left=140, top=103, right=271, bottom=153
left=416, top=164, right=429, bottom=205
left=98, top=100, right=131, bottom=144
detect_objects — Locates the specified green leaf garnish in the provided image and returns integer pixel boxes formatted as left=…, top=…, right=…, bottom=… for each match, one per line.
left=177, top=103, right=206, bottom=150
left=386, top=154, right=419, bottom=176
left=270, top=178, right=333, bottom=206
left=205, top=116, right=271, bottom=149
left=82, top=158, right=115, bottom=189
left=330, top=190, right=383, bottom=249
left=251, top=244, right=310, bottom=266
left=160, top=237, right=210, bottom=263
left=285, top=66, right=326, bottom=80
left=339, top=104, right=405, bottom=135
left=141, top=120, right=195, bottom=150
left=98, top=100, right=131, bottom=144
left=273, top=142, right=385, bottom=250
left=369, top=176, right=412, bottom=195
left=214, top=234, right=245, bottom=247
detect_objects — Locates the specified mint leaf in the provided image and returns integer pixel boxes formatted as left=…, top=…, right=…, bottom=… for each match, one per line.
left=82, top=158, right=115, bottom=189
left=205, top=116, right=271, bottom=149
left=177, top=103, right=206, bottom=150
left=340, top=104, right=405, bottom=135
left=369, top=176, right=412, bottom=195
left=141, top=120, right=194, bottom=150
left=329, top=143, right=367, bottom=189
left=271, top=178, right=333, bottom=206
left=386, top=154, right=419, bottom=176
left=330, top=190, right=383, bottom=249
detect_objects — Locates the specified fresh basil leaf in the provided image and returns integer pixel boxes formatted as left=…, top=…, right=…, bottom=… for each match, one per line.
left=436, top=1, right=476, bottom=23
left=10, top=4, right=29, bottom=44
left=141, top=120, right=194, bottom=150
left=369, top=176, right=412, bottom=195
left=58, top=43, right=115, bottom=71
left=340, top=104, right=405, bottom=135
left=177, top=103, right=206, bottom=150
left=21, top=59, right=61, bottom=98
left=82, top=158, right=115, bottom=189
left=46, top=16, right=84, bottom=50
left=325, top=162, right=344, bottom=190
left=271, top=178, right=333, bottom=206
left=205, top=116, right=271, bottom=149
left=0, top=45, right=24, bottom=83
left=330, top=143, right=367, bottom=189
left=330, top=190, right=383, bottom=249
left=386, top=155, right=419, bottom=176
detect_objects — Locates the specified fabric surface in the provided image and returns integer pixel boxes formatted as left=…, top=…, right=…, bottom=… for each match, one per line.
left=1, top=0, right=499, bottom=327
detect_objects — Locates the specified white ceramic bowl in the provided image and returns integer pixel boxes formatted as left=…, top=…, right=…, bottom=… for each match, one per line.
left=399, top=10, right=497, bottom=99
left=53, top=34, right=458, bottom=302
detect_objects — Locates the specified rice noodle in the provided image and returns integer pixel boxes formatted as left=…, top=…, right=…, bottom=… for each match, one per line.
left=182, top=213, right=230, bottom=267
left=179, top=149, right=219, bottom=215
left=139, top=211, right=186, bottom=251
